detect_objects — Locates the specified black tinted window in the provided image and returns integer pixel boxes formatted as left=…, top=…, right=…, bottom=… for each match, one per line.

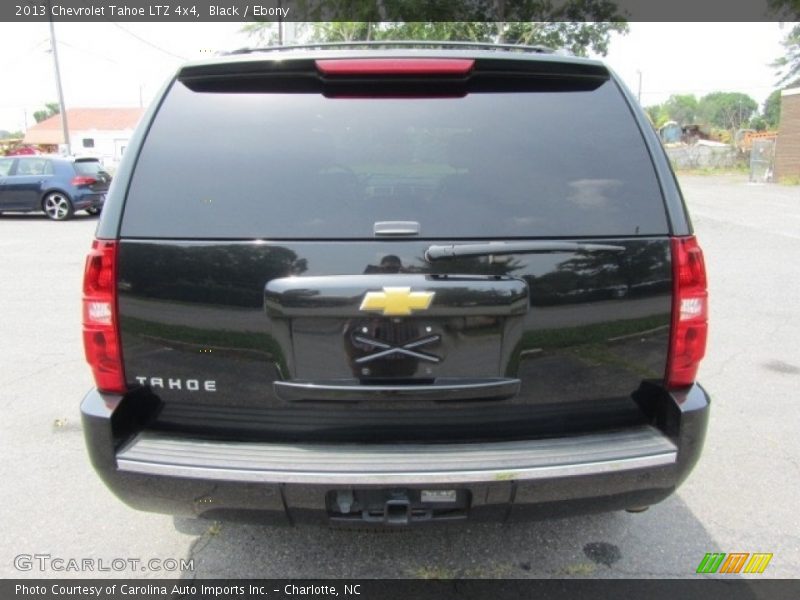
left=74, top=160, right=103, bottom=176
left=122, top=79, right=667, bottom=239
left=16, top=158, right=50, bottom=176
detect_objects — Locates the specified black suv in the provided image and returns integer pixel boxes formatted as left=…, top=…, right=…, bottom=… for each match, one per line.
left=81, top=43, right=709, bottom=526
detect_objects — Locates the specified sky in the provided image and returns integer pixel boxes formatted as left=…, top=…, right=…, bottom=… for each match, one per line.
left=0, top=21, right=791, bottom=133
left=602, top=22, right=788, bottom=108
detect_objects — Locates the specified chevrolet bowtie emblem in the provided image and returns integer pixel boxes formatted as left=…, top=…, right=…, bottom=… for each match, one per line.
left=359, top=287, right=435, bottom=317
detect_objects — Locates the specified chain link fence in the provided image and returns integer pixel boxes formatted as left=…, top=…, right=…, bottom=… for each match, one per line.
left=749, top=138, right=776, bottom=182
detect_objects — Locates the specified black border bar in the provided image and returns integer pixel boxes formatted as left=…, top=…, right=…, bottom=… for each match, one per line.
left=4, top=579, right=800, bottom=600
left=3, top=0, right=797, bottom=22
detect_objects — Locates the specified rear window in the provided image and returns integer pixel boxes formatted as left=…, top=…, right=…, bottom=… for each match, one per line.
left=0, top=157, right=14, bottom=176
left=121, top=77, right=668, bottom=239
left=73, top=159, right=103, bottom=176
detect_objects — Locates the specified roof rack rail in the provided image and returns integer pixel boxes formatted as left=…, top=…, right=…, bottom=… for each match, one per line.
left=224, top=40, right=556, bottom=56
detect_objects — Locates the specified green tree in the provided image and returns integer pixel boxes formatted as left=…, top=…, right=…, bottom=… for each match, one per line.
left=497, top=21, right=628, bottom=56
left=366, top=22, right=496, bottom=44
left=643, top=103, right=669, bottom=128
left=767, top=0, right=800, bottom=19
left=772, top=23, right=800, bottom=87
left=749, top=116, right=767, bottom=131
left=33, top=102, right=60, bottom=123
left=762, top=89, right=782, bottom=129
left=274, top=20, right=628, bottom=57
left=245, top=2, right=629, bottom=57
left=240, top=21, right=279, bottom=45
left=287, top=21, right=628, bottom=56
left=697, top=92, right=758, bottom=131
left=663, top=94, right=698, bottom=126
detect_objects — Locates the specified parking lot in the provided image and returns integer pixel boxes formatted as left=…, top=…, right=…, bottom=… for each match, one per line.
left=1, top=175, right=798, bottom=579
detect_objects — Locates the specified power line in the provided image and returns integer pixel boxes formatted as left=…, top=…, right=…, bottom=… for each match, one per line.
left=0, top=38, right=49, bottom=70
left=56, top=39, right=121, bottom=65
left=72, top=0, right=187, bottom=60
left=639, top=85, right=779, bottom=95
left=110, top=22, right=188, bottom=61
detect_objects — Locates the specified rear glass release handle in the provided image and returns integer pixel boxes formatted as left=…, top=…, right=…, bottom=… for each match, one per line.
left=374, top=221, right=420, bottom=237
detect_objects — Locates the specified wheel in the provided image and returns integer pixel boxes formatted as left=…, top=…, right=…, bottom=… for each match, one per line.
left=42, top=192, right=74, bottom=221
left=86, top=206, right=101, bottom=216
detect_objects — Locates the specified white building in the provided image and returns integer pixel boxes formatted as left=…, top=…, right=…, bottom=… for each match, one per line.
left=23, top=107, right=144, bottom=169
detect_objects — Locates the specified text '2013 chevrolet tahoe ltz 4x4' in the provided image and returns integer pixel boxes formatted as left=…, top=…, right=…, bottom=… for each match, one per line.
left=81, top=42, right=709, bottom=527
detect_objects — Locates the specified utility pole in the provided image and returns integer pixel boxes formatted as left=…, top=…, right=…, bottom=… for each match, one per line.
left=636, top=70, right=642, bottom=104
left=47, top=0, right=71, bottom=155
left=277, top=0, right=283, bottom=45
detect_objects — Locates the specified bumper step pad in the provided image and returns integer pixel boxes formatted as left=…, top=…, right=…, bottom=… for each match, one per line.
left=116, top=425, right=676, bottom=485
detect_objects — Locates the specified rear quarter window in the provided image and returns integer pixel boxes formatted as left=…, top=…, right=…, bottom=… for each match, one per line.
left=121, top=74, right=668, bottom=239
left=16, top=158, right=51, bottom=176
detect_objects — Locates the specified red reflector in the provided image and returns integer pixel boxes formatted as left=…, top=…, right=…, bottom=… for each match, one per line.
left=82, top=240, right=126, bottom=393
left=72, top=176, right=97, bottom=186
left=666, top=236, right=708, bottom=389
left=315, top=58, right=475, bottom=76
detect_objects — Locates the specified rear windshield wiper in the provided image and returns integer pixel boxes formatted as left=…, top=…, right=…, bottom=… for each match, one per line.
left=425, top=241, right=625, bottom=262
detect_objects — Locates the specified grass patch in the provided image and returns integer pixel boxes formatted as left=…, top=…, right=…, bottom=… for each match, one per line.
left=561, top=562, right=597, bottom=576
left=206, top=522, right=222, bottom=536
left=120, top=315, right=287, bottom=373
left=567, top=343, right=662, bottom=379
left=506, top=313, right=669, bottom=377
left=409, top=566, right=457, bottom=579
left=675, top=165, right=748, bottom=177
left=409, top=564, right=513, bottom=579
left=520, top=314, right=670, bottom=351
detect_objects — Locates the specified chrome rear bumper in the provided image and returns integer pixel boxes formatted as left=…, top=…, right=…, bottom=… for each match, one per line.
left=116, top=425, right=676, bottom=486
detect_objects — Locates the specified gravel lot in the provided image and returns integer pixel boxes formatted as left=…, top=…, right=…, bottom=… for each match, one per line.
left=1, top=175, right=798, bottom=579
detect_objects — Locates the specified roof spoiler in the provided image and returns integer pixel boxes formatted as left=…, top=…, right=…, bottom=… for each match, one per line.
left=222, top=40, right=558, bottom=55
left=178, top=54, right=610, bottom=94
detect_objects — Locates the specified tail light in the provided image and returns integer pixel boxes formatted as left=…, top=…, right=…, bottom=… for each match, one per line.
left=666, top=236, right=708, bottom=388
left=315, top=58, right=475, bottom=76
left=72, top=175, right=97, bottom=186
left=82, top=240, right=126, bottom=393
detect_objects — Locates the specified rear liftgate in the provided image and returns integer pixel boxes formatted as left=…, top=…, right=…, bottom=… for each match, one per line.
left=266, top=273, right=528, bottom=525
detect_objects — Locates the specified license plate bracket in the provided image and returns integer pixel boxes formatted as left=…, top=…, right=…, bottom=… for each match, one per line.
left=327, top=488, right=470, bottom=525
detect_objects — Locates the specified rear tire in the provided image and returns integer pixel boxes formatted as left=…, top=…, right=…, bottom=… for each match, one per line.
left=42, top=192, right=74, bottom=221
left=86, top=206, right=101, bottom=216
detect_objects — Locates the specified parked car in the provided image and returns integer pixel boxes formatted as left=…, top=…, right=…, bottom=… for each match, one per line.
left=0, top=155, right=109, bottom=220
left=81, top=42, right=709, bottom=527
left=4, top=143, right=39, bottom=156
